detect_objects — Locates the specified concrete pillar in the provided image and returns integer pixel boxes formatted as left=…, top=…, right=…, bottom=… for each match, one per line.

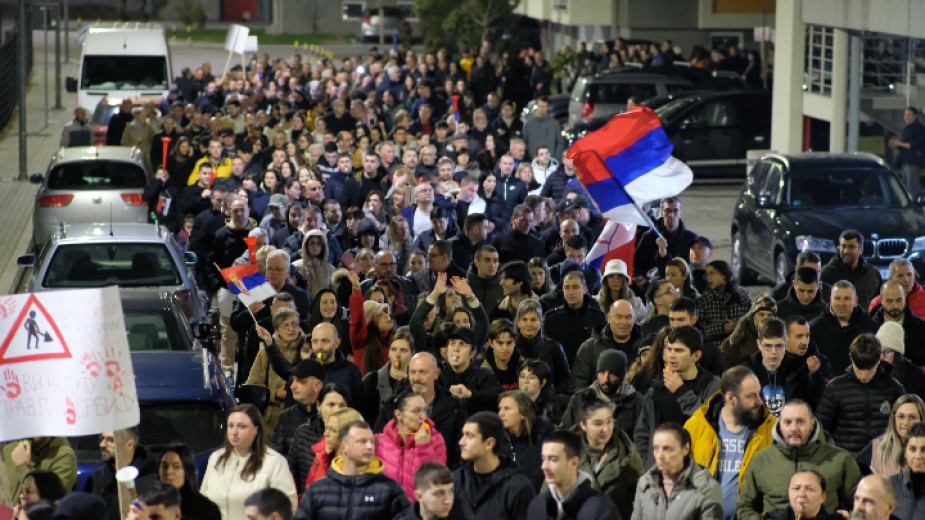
left=829, top=29, right=849, bottom=152
left=771, top=0, right=806, bottom=154
left=847, top=33, right=862, bottom=152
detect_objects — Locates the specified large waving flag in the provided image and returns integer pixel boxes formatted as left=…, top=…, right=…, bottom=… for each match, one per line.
left=588, top=220, right=636, bottom=275
left=220, top=264, right=276, bottom=306
left=566, top=106, right=693, bottom=225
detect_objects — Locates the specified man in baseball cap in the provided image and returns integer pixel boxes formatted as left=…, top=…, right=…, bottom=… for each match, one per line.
left=440, top=326, right=502, bottom=414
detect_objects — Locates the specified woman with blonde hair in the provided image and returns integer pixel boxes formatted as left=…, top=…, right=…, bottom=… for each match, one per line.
left=856, top=394, right=925, bottom=476
left=381, top=216, right=414, bottom=274
left=597, top=259, right=646, bottom=318
left=498, top=389, right=552, bottom=489
left=304, top=404, right=361, bottom=490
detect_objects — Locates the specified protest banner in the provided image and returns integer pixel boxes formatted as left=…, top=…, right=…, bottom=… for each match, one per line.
left=0, top=286, right=139, bottom=442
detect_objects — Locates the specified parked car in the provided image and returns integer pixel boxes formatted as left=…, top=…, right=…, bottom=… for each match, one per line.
left=731, top=152, right=925, bottom=285
left=520, top=94, right=571, bottom=126
left=29, top=146, right=154, bottom=246
left=18, top=223, right=205, bottom=324
left=567, top=68, right=695, bottom=124
left=354, top=5, right=421, bottom=42
left=563, top=90, right=772, bottom=179
left=88, top=97, right=161, bottom=146
left=71, top=288, right=232, bottom=491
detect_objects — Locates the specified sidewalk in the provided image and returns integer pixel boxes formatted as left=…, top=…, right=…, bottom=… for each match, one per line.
left=0, top=31, right=79, bottom=294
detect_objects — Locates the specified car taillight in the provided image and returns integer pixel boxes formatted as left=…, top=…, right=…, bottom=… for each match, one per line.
left=363, top=16, right=371, bottom=24
left=174, top=289, right=195, bottom=318
left=581, top=102, right=594, bottom=118
left=38, top=194, right=74, bottom=207
left=121, top=193, right=145, bottom=205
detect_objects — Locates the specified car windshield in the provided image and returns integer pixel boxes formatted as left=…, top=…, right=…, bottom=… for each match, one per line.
left=655, top=95, right=701, bottom=123
left=81, top=55, right=169, bottom=91
left=47, top=160, right=147, bottom=190
left=44, top=243, right=182, bottom=288
left=69, top=402, right=226, bottom=462
left=124, top=310, right=189, bottom=351
left=786, top=167, right=910, bottom=209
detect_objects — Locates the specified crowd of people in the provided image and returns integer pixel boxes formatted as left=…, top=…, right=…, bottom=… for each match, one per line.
left=6, top=37, right=924, bottom=520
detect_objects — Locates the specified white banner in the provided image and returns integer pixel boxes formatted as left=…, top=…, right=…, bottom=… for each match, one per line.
left=224, top=24, right=250, bottom=55
left=0, top=287, right=139, bottom=442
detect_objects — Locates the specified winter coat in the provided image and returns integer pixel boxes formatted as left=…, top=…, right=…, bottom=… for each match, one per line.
left=741, top=350, right=822, bottom=414
left=765, top=506, right=845, bottom=520
left=775, top=285, right=827, bottom=322
left=204, top=218, right=258, bottom=292
left=630, top=458, right=723, bottom=520
left=247, top=332, right=305, bottom=431
left=304, top=437, right=331, bottom=491
left=523, top=114, right=563, bottom=160
left=544, top=295, right=607, bottom=366
left=178, top=486, right=222, bottom=520
left=820, top=254, right=882, bottom=310
left=84, top=444, right=158, bottom=520
left=374, top=386, right=467, bottom=469
left=736, top=421, right=861, bottom=519
left=683, top=390, right=776, bottom=490
left=289, top=420, right=326, bottom=494
left=452, top=458, right=537, bottom=520
left=506, top=415, right=554, bottom=490
left=568, top=324, right=641, bottom=394
left=697, top=285, right=753, bottom=342
left=572, top=427, right=643, bottom=520
left=438, top=360, right=503, bottom=415
left=889, top=468, right=925, bottom=520
left=634, top=368, right=721, bottom=467
left=375, top=418, right=447, bottom=499
left=3, top=437, right=76, bottom=500
left=526, top=472, right=619, bottom=520
left=870, top=280, right=925, bottom=323
left=538, top=166, right=576, bottom=202
left=634, top=217, right=699, bottom=277
left=491, top=228, right=545, bottom=265
left=200, top=448, right=297, bottom=520
left=516, top=333, right=571, bottom=396
left=872, top=305, right=925, bottom=367
left=467, top=267, right=504, bottom=317
left=561, top=381, right=643, bottom=441
left=816, top=365, right=905, bottom=454
left=295, top=457, right=409, bottom=520
left=362, top=363, right=411, bottom=424
left=809, top=306, right=878, bottom=374
left=882, top=355, right=925, bottom=399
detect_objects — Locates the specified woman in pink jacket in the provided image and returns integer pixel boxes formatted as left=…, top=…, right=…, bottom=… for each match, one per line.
left=375, top=389, right=447, bottom=499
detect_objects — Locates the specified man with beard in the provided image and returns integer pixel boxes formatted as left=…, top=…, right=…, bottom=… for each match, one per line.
left=684, top=367, right=776, bottom=519
left=561, top=349, right=643, bottom=439
left=871, top=280, right=925, bottom=367
left=850, top=475, right=898, bottom=520
left=84, top=428, right=158, bottom=520
left=820, top=230, right=881, bottom=310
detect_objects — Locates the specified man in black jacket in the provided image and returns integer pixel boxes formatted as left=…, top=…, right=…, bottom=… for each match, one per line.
left=271, top=358, right=324, bottom=458
left=871, top=280, right=925, bottom=367
left=569, top=299, right=641, bottom=393
left=776, top=266, right=828, bottom=322
left=491, top=204, right=545, bottom=265
left=816, top=334, right=905, bottom=455
left=783, top=316, right=831, bottom=408
left=453, top=412, right=536, bottom=519
left=84, top=428, right=158, bottom=520
left=741, top=318, right=820, bottom=416
left=295, top=421, right=408, bottom=520
left=438, top=327, right=503, bottom=415
left=527, top=430, right=618, bottom=520
left=820, top=230, right=882, bottom=310
left=771, top=251, right=833, bottom=302
left=449, top=213, right=489, bottom=272
left=633, top=197, right=699, bottom=277
left=544, top=271, right=607, bottom=366
left=810, top=280, right=878, bottom=374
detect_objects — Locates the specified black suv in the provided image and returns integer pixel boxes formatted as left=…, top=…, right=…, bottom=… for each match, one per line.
left=731, top=152, right=925, bottom=285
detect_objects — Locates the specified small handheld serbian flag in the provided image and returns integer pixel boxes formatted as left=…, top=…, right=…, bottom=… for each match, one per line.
left=220, top=264, right=276, bottom=306
left=566, top=106, right=692, bottom=225
left=587, top=220, right=636, bottom=276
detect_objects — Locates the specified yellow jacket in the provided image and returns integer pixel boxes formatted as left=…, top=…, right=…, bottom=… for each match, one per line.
left=186, top=155, right=233, bottom=185
left=683, top=390, right=776, bottom=490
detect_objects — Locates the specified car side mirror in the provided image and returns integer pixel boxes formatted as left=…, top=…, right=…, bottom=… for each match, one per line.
left=184, top=251, right=198, bottom=267
left=29, top=173, right=43, bottom=184
left=17, top=254, right=35, bottom=268
left=66, top=77, right=77, bottom=92
left=756, top=194, right=777, bottom=209
left=196, top=323, right=221, bottom=354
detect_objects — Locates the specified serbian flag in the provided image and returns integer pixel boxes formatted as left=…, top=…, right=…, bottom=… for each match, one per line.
left=566, top=106, right=692, bottom=225
left=588, top=220, right=636, bottom=275
left=220, top=264, right=276, bottom=306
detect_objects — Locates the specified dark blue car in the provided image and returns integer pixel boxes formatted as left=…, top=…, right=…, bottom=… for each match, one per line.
left=71, top=289, right=234, bottom=491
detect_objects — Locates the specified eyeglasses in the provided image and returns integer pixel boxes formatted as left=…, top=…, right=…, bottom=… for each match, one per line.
left=402, top=407, right=425, bottom=415
left=279, top=321, right=301, bottom=330
left=657, top=287, right=679, bottom=298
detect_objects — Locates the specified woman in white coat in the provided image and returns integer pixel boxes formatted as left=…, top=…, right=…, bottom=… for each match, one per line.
left=200, top=404, right=297, bottom=520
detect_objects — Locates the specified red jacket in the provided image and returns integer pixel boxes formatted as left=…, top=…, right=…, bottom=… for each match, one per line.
left=349, top=288, right=391, bottom=375
left=305, top=437, right=332, bottom=491
left=374, top=418, right=446, bottom=499
left=869, top=281, right=925, bottom=319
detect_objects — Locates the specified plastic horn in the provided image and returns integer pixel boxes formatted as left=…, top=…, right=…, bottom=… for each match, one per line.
left=115, top=465, right=140, bottom=500
left=161, top=136, right=171, bottom=176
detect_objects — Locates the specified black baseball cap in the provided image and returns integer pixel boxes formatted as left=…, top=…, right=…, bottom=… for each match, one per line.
left=289, top=358, right=326, bottom=380
left=690, top=236, right=714, bottom=250
left=448, top=326, right=475, bottom=346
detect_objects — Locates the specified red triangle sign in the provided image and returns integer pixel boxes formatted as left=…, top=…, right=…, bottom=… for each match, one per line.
left=0, top=294, right=72, bottom=365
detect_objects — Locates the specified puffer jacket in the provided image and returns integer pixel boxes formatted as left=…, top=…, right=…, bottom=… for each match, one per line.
left=634, top=368, right=721, bottom=467
left=304, top=437, right=331, bottom=491
left=816, top=365, right=905, bottom=455
left=736, top=421, right=861, bottom=519
left=570, top=425, right=644, bottom=520
left=683, top=390, right=776, bottom=490
left=568, top=324, right=642, bottom=394
left=296, top=456, right=409, bottom=520
left=630, top=459, right=723, bottom=520
left=889, top=468, right=925, bottom=520
left=775, top=284, right=827, bottom=322
left=809, top=306, right=878, bottom=374
left=453, top=457, right=536, bottom=520
left=375, top=418, right=447, bottom=499
left=289, top=420, right=325, bottom=494
left=560, top=381, right=643, bottom=440
left=544, top=294, right=607, bottom=365
left=526, top=471, right=619, bottom=520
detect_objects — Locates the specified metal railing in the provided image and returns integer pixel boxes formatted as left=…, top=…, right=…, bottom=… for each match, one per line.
left=804, top=25, right=833, bottom=95
left=0, top=4, right=33, bottom=133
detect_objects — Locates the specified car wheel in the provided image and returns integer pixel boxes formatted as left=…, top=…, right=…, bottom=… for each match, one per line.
left=774, top=250, right=789, bottom=287
left=732, top=232, right=756, bottom=285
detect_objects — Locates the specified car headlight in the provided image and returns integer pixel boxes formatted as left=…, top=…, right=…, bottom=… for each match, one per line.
left=912, top=236, right=925, bottom=252
left=795, top=235, right=837, bottom=253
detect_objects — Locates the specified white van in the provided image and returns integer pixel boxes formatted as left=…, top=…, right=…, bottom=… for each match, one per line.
left=67, top=23, right=172, bottom=111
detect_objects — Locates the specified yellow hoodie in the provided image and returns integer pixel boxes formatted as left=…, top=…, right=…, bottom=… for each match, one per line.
left=330, top=455, right=386, bottom=475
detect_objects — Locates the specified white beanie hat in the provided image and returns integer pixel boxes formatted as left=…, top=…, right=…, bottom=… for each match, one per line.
left=876, top=321, right=905, bottom=355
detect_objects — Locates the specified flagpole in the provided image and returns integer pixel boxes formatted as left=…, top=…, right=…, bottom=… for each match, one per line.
left=579, top=149, right=665, bottom=240
left=214, top=262, right=259, bottom=326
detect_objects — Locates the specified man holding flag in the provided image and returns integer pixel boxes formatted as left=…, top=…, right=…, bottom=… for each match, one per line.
left=565, top=105, right=695, bottom=280
left=634, top=197, right=700, bottom=278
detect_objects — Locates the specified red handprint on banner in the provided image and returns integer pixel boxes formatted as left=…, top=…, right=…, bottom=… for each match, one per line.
left=3, top=369, right=20, bottom=398
left=65, top=397, right=76, bottom=425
